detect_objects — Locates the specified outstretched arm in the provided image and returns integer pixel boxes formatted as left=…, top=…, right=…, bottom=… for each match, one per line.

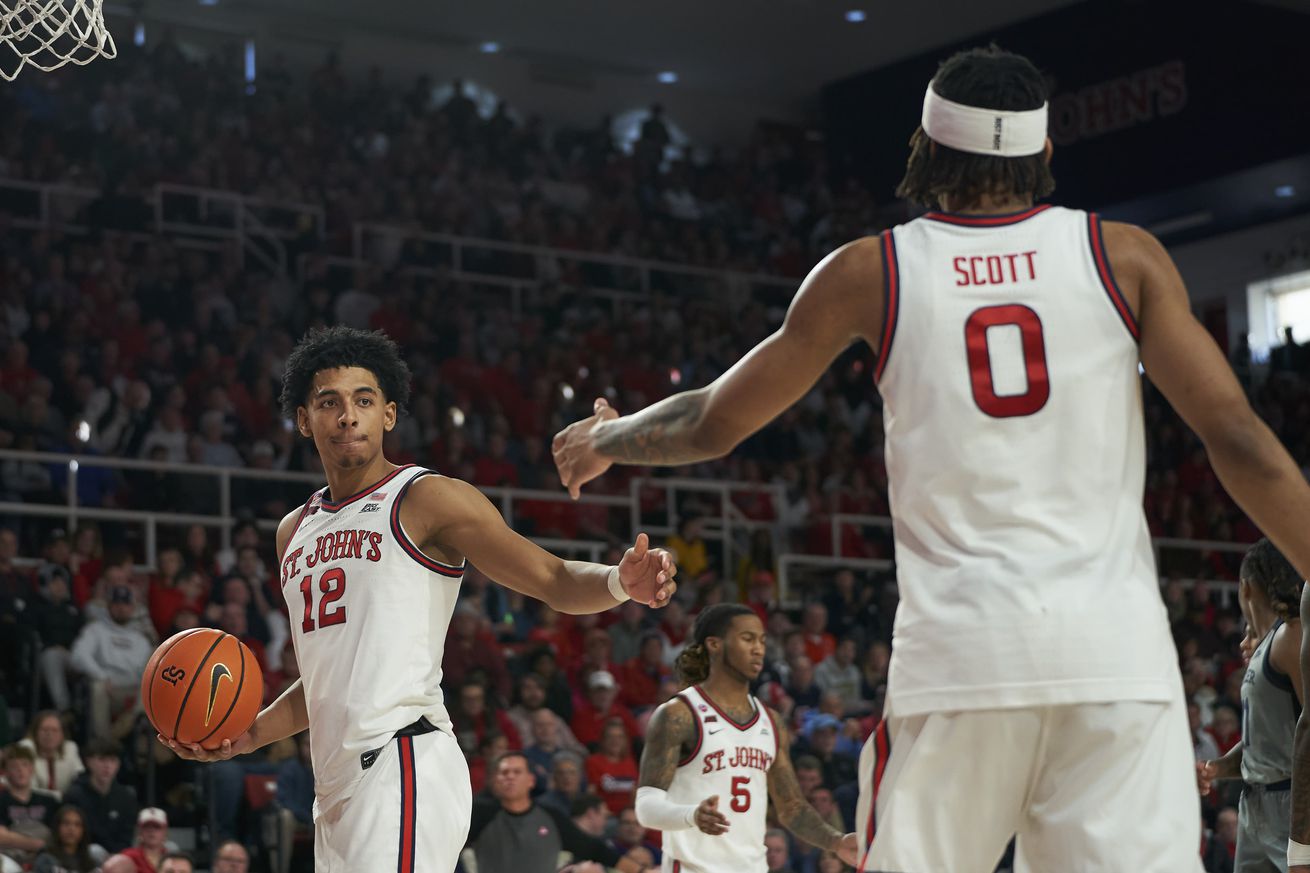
left=403, top=474, right=676, bottom=614
left=764, top=709, right=855, bottom=862
left=636, top=698, right=729, bottom=835
left=1118, top=221, right=1310, bottom=580
left=553, top=237, right=884, bottom=497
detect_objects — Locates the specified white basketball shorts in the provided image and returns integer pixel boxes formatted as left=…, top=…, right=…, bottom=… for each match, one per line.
left=854, top=688, right=1203, bottom=873
left=313, top=726, right=472, bottom=872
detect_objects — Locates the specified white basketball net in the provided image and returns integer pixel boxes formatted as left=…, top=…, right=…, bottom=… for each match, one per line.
left=0, top=0, right=116, bottom=82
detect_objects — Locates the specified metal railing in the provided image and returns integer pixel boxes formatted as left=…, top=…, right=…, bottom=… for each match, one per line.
left=778, top=553, right=895, bottom=607
left=352, top=221, right=799, bottom=303
left=0, top=448, right=796, bottom=582
left=297, top=252, right=661, bottom=318
left=0, top=178, right=800, bottom=302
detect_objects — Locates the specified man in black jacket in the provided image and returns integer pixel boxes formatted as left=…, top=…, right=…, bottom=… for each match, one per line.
left=467, top=752, right=650, bottom=873
left=61, top=738, right=138, bottom=854
left=28, top=568, right=82, bottom=713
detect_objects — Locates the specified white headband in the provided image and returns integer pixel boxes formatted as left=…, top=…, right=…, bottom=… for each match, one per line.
left=921, top=85, right=1048, bottom=157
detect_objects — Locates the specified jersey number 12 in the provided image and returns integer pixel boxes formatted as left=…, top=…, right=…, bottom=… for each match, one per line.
left=300, top=568, right=347, bottom=633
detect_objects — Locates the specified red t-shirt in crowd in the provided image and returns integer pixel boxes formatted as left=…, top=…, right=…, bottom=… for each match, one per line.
left=803, top=632, right=836, bottom=666
left=570, top=703, right=639, bottom=749
left=586, top=752, right=639, bottom=815
left=119, top=846, right=160, bottom=873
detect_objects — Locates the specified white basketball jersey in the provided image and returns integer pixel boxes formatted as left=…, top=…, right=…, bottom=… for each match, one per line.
left=278, top=464, right=464, bottom=806
left=662, top=686, right=777, bottom=873
left=875, top=205, right=1177, bottom=717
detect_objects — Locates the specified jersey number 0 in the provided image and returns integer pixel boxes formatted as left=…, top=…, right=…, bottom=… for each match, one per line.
left=300, top=568, right=347, bottom=633
left=964, top=304, right=1050, bottom=418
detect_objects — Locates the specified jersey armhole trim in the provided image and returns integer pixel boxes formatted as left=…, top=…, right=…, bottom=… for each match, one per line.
left=676, top=694, right=702, bottom=768
left=763, top=704, right=780, bottom=761
left=1262, top=629, right=1296, bottom=693
left=390, top=470, right=467, bottom=578
left=1087, top=213, right=1140, bottom=343
left=278, top=495, right=318, bottom=563
left=873, top=230, right=900, bottom=383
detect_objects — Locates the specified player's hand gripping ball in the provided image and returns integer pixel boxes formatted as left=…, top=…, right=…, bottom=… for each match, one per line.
left=141, top=628, right=263, bottom=751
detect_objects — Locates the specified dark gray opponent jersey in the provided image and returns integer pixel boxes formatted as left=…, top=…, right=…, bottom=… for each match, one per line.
left=1240, top=621, right=1300, bottom=785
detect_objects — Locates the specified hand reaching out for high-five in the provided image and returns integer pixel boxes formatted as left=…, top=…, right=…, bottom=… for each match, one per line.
left=618, top=533, right=677, bottom=608
left=553, top=397, right=620, bottom=499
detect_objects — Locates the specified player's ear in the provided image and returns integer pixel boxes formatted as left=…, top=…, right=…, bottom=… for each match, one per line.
left=296, top=407, right=311, bottom=438
left=1042, top=137, right=1053, bottom=165
left=383, top=400, right=397, bottom=432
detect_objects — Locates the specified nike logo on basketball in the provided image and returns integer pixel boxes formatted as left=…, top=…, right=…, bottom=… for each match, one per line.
left=205, top=663, right=233, bottom=726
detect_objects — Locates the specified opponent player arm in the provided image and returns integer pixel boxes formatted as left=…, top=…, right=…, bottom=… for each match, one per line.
left=635, top=699, right=728, bottom=835
left=1294, top=592, right=1310, bottom=856
left=764, top=711, right=849, bottom=854
left=1197, top=740, right=1242, bottom=790
left=407, top=475, right=675, bottom=614
left=553, top=238, right=884, bottom=496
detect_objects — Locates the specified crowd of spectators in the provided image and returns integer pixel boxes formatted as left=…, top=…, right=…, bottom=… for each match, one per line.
left=0, top=36, right=890, bottom=278
left=0, top=32, right=1307, bottom=873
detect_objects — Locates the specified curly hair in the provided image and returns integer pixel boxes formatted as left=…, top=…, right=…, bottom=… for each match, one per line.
left=896, top=45, right=1055, bottom=210
left=279, top=326, right=412, bottom=419
left=1241, top=538, right=1303, bottom=622
left=675, top=603, right=756, bottom=685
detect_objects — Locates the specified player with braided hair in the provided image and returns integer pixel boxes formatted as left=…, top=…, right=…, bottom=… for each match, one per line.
left=636, top=603, right=855, bottom=872
left=1198, top=538, right=1304, bottom=871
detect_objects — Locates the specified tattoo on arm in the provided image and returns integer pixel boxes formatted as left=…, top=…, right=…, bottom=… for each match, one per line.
left=766, top=709, right=843, bottom=852
left=639, top=699, right=695, bottom=790
left=595, top=391, right=713, bottom=466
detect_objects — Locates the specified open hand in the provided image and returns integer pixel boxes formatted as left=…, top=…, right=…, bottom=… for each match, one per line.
left=694, top=794, right=730, bottom=835
left=618, top=533, right=677, bottom=608
left=552, top=397, right=620, bottom=499
left=157, top=731, right=253, bottom=763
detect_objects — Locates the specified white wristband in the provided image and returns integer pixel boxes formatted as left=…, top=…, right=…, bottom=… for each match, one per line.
left=635, top=786, right=697, bottom=831
left=1289, top=838, right=1310, bottom=866
left=607, top=566, right=630, bottom=604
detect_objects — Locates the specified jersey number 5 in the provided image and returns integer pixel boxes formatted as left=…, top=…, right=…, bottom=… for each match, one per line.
left=964, top=304, right=1050, bottom=418
left=730, top=775, right=751, bottom=813
left=300, top=568, right=347, bottom=633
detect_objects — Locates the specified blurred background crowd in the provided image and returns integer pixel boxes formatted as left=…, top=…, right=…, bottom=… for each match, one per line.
left=0, top=32, right=1307, bottom=873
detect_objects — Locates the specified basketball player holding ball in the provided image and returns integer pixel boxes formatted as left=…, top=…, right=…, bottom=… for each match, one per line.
left=162, top=326, right=678, bottom=873
left=555, top=47, right=1310, bottom=872
left=635, top=603, right=857, bottom=872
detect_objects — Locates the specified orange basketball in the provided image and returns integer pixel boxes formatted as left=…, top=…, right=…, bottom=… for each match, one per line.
left=141, top=628, right=264, bottom=750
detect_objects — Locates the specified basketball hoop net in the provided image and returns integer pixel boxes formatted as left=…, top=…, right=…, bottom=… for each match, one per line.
left=0, top=0, right=116, bottom=82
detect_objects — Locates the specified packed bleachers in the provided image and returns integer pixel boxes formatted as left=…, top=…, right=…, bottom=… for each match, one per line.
left=2, top=34, right=1309, bottom=873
